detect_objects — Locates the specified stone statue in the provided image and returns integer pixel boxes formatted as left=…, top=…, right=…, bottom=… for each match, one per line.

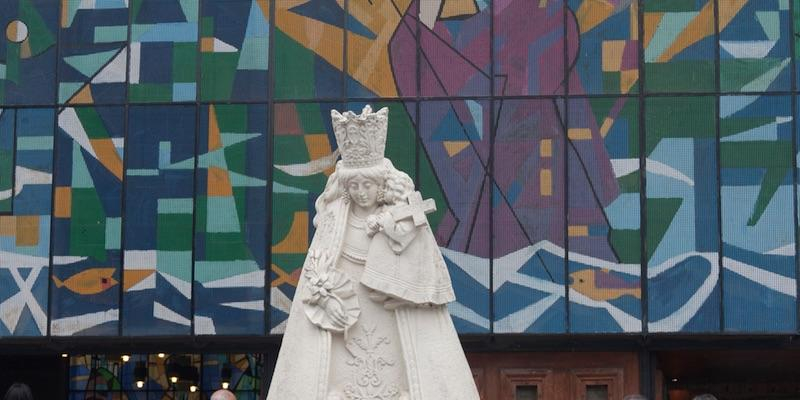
left=267, top=105, right=480, bottom=400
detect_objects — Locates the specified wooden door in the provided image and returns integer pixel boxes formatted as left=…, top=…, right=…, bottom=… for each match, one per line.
left=468, top=352, right=639, bottom=400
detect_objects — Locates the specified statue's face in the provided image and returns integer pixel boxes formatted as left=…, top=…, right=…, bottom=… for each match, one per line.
left=385, top=183, right=407, bottom=204
left=347, top=175, right=380, bottom=210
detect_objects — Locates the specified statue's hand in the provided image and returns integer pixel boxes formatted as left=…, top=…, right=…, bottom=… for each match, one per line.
left=302, top=259, right=359, bottom=332
left=324, top=297, right=348, bottom=328
left=366, top=214, right=382, bottom=236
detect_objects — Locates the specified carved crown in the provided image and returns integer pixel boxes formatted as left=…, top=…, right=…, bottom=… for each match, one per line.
left=331, top=105, right=388, bottom=169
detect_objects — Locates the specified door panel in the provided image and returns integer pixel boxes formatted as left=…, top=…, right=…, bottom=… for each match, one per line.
left=570, top=369, right=624, bottom=400
left=499, top=369, right=556, bottom=400
left=467, top=352, right=639, bottom=400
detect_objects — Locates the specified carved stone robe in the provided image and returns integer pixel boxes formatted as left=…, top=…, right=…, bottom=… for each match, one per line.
left=362, top=206, right=456, bottom=306
left=266, top=198, right=479, bottom=400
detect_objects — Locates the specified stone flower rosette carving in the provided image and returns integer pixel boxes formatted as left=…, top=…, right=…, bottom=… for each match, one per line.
left=302, top=249, right=360, bottom=332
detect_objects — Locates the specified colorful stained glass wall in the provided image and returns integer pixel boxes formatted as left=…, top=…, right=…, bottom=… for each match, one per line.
left=2, top=0, right=800, bottom=338
left=68, top=353, right=262, bottom=399
left=195, top=104, right=267, bottom=335
left=51, top=106, right=125, bottom=336
left=0, top=108, right=54, bottom=336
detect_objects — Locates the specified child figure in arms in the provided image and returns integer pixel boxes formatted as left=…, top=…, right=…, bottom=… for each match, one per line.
left=362, top=170, right=456, bottom=308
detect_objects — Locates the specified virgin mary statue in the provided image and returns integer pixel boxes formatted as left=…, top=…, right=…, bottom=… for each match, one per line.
left=267, top=106, right=480, bottom=400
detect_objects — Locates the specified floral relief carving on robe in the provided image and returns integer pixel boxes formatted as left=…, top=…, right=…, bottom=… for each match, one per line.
left=344, top=324, right=401, bottom=400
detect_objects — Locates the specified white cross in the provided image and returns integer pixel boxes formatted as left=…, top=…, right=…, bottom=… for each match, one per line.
left=0, top=266, right=47, bottom=335
left=392, top=191, right=436, bottom=226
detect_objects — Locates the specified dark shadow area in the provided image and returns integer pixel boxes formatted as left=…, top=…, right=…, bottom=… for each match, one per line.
left=0, top=355, right=67, bottom=400
left=658, top=350, right=800, bottom=400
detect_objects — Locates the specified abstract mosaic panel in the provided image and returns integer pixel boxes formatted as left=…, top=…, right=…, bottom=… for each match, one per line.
left=646, top=96, right=720, bottom=332
left=194, top=104, right=267, bottom=335
left=201, top=354, right=262, bottom=398
left=0, top=108, right=54, bottom=337
left=69, top=354, right=137, bottom=397
left=720, top=95, right=795, bottom=332
left=146, top=354, right=202, bottom=398
left=567, top=98, right=641, bottom=333
left=493, top=0, right=566, bottom=95
left=70, top=354, right=205, bottom=398
left=58, top=0, right=128, bottom=104
left=70, top=353, right=261, bottom=399
left=51, top=106, right=125, bottom=336
left=644, top=0, right=716, bottom=93
left=128, top=0, right=198, bottom=103
left=795, top=0, right=800, bottom=84
left=118, top=355, right=147, bottom=397
left=0, top=109, right=12, bottom=212
left=568, top=0, right=639, bottom=94
left=719, top=1, right=791, bottom=92
left=419, top=100, right=490, bottom=333
left=270, top=102, right=417, bottom=332
left=0, top=0, right=58, bottom=105
left=274, top=0, right=343, bottom=99
left=347, top=0, right=416, bottom=97
left=418, top=0, right=490, bottom=97
left=123, top=105, right=195, bottom=336
left=0, top=0, right=798, bottom=339
left=200, top=0, right=269, bottom=101
left=270, top=101, right=343, bottom=333
left=492, top=99, right=566, bottom=333
left=133, top=354, right=199, bottom=397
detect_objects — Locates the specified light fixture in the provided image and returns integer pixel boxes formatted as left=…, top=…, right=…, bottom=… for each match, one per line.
left=157, top=353, right=166, bottom=358
left=61, top=353, right=68, bottom=358
left=121, top=354, right=130, bottom=362
left=671, top=378, right=678, bottom=383
left=187, top=364, right=200, bottom=393
left=134, top=361, right=147, bottom=389
left=221, top=363, right=232, bottom=390
left=165, top=355, right=197, bottom=388
left=166, top=357, right=181, bottom=384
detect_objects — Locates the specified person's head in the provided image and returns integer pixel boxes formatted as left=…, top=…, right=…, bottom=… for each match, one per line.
left=209, top=389, right=236, bottom=400
left=3, top=383, right=33, bottom=400
left=315, top=159, right=411, bottom=224
left=344, top=173, right=382, bottom=211
left=383, top=170, right=414, bottom=205
left=337, top=158, right=390, bottom=195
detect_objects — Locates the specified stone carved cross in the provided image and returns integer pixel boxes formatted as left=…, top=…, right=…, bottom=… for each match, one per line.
left=391, top=191, right=436, bottom=226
